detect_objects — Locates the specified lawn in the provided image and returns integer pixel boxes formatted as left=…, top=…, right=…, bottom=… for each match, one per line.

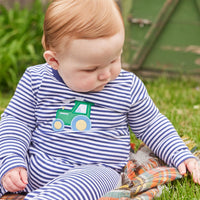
left=0, top=75, right=200, bottom=199
left=0, top=93, right=12, bottom=115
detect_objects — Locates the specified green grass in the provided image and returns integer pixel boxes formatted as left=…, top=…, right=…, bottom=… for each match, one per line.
left=0, top=75, right=200, bottom=199
left=144, top=76, right=200, bottom=149
left=0, top=93, right=13, bottom=115
left=158, top=177, right=200, bottom=200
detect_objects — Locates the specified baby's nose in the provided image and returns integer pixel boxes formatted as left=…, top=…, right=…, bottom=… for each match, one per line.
left=98, top=69, right=111, bottom=81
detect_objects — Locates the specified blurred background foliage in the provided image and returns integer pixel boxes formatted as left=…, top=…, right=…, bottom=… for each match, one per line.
left=0, top=0, right=199, bottom=94
left=0, top=0, right=45, bottom=93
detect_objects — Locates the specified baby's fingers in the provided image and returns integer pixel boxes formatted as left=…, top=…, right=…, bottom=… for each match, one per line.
left=2, top=167, right=28, bottom=192
left=3, top=176, right=22, bottom=192
left=19, top=168, right=28, bottom=185
left=10, top=169, right=27, bottom=189
left=190, top=163, right=200, bottom=184
left=193, top=167, right=200, bottom=185
left=185, top=159, right=200, bottom=184
left=178, top=162, right=186, bottom=176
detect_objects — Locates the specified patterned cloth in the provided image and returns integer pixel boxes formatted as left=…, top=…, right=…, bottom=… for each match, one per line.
left=122, top=167, right=181, bottom=196
left=0, top=193, right=26, bottom=200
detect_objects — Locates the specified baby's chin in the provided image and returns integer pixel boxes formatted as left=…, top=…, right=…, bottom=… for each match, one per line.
left=90, top=84, right=107, bottom=92
left=71, top=84, right=106, bottom=93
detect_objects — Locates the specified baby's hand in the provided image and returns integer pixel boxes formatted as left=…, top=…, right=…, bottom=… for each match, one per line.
left=178, top=158, right=200, bottom=184
left=2, top=167, right=28, bottom=192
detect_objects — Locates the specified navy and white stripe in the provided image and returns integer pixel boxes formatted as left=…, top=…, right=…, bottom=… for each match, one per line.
left=0, top=63, right=194, bottom=198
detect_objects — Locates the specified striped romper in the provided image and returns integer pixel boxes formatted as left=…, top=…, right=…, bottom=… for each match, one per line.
left=0, top=64, right=194, bottom=199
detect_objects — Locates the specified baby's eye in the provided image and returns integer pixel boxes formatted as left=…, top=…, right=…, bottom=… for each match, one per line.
left=111, top=59, right=117, bottom=64
left=111, top=57, right=119, bottom=64
left=84, top=67, right=98, bottom=72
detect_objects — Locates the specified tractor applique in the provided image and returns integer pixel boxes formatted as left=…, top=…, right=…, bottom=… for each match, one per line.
left=52, top=100, right=94, bottom=131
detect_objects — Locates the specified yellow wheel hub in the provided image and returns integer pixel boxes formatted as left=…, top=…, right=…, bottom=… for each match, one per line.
left=54, top=121, right=62, bottom=130
left=76, top=120, right=87, bottom=131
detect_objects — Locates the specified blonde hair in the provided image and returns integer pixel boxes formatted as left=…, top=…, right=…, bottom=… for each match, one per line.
left=42, top=0, right=124, bottom=51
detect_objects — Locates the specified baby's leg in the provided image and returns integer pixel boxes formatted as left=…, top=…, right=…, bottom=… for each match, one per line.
left=24, top=165, right=120, bottom=200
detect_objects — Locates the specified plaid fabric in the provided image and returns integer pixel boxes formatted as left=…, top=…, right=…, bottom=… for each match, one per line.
left=131, top=188, right=159, bottom=200
left=99, top=198, right=119, bottom=200
left=98, top=190, right=131, bottom=200
left=98, top=188, right=159, bottom=200
left=0, top=193, right=26, bottom=200
left=127, top=167, right=182, bottom=196
left=125, top=144, right=165, bottom=181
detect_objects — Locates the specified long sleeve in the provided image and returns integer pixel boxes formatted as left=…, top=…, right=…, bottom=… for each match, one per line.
left=127, top=75, right=195, bottom=168
left=0, top=68, right=37, bottom=181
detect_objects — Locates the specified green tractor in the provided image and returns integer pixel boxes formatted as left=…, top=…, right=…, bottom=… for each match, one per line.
left=52, top=100, right=94, bottom=131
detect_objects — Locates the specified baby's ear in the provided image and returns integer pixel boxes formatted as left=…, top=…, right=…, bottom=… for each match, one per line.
left=43, top=50, right=59, bottom=70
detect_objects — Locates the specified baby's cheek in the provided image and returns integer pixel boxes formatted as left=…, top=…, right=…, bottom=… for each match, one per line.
left=81, top=78, right=96, bottom=90
left=112, top=67, right=121, bottom=80
left=71, top=77, right=96, bottom=92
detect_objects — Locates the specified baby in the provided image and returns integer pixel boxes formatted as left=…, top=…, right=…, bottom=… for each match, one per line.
left=0, top=0, right=199, bottom=199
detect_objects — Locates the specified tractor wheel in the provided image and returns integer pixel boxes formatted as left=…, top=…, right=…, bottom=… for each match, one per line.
left=71, top=115, right=91, bottom=131
left=52, top=119, right=64, bottom=131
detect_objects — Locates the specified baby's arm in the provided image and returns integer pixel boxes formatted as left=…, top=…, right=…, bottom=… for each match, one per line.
left=0, top=68, right=36, bottom=187
left=2, top=167, right=28, bottom=192
left=178, top=158, right=200, bottom=184
left=127, top=75, right=198, bottom=182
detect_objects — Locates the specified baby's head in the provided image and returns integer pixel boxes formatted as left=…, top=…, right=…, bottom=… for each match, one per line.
left=42, top=0, right=125, bottom=93
left=42, top=0, right=124, bottom=52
